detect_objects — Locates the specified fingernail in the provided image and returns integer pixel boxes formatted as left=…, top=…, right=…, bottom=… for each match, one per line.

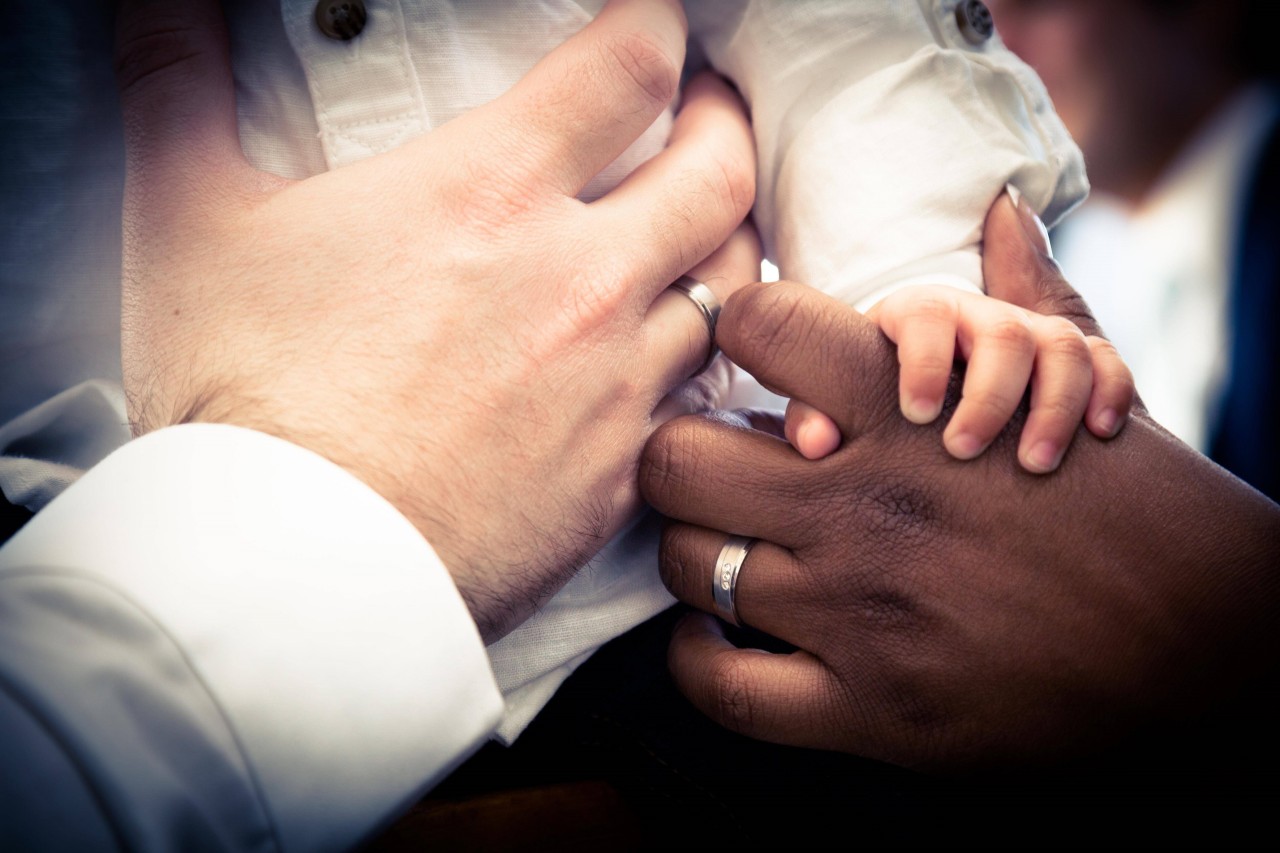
left=903, top=396, right=941, bottom=425
left=1096, top=408, right=1119, bottom=437
left=1025, top=440, right=1065, bottom=473
left=948, top=432, right=986, bottom=460
left=1005, top=183, right=1053, bottom=259
left=797, top=416, right=840, bottom=459
left=796, top=418, right=821, bottom=459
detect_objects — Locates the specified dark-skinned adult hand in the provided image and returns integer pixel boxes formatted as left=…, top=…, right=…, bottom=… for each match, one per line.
left=641, top=193, right=1280, bottom=770
left=115, top=0, right=758, bottom=643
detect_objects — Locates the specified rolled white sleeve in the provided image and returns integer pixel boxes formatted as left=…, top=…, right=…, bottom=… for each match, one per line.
left=0, top=424, right=502, bottom=851
left=690, top=0, right=1088, bottom=310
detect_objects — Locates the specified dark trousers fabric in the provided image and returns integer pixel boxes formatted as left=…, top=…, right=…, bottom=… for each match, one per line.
left=0, top=498, right=31, bottom=546
left=380, top=606, right=1278, bottom=850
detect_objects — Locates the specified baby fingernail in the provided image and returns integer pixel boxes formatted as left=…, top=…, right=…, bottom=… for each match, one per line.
left=797, top=419, right=820, bottom=458
left=1096, top=408, right=1119, bottom=437
left=903, top=396, right=941, bottom=424
left=949, top=432, right=985, bottom=460
left=1026, top=441, right=1064, bottom=473
left=798, top=417, right=840, bottom=460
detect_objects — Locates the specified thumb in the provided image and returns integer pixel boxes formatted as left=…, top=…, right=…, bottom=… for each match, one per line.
left=115, top=0, right=248, bottom=209
left=983, top=186, right=1107, bottom=339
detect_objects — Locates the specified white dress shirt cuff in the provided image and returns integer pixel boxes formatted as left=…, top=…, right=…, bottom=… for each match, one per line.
left=0, top=423, right=502, bottom=850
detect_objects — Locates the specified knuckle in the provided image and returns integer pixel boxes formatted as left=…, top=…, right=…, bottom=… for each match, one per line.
left=557, top=271, right=628, bottom=332
left=114, top=17, right=211, bottom=100
left=984, top=314, right=1035, bottom=353
left=707, top=655, right=759, bottom=733
left=855, top=477, right=936, bottom=545
left=710, top=147, right=757, bottom=221
left=1041, top=319, right=1089, bottom=359
left=1087, top=337, right=1136, bottom=386
left=640, top=418, right=707, bottom=506
left=1034, top=396, right=1085, bottom=423
left=964, top=388, right=1022, bottom=422
left=1086, top=335, right=1123, bottom=365
left=902, top=351, right=952, bottom=375
left=648, top=193, right=699, bottom=271
left=854, top=581, right=926, bottom=636
left=657, top=525, right=696, bottom=597
left=902, top=293, right=955, bottom=325
left=599, top=29, right=680, bottom=109
left=1112, top=360, right=1137, bottom=390
left=724, top=283, right=811, bottom=366
left=441, top=155, right=544, bottom=237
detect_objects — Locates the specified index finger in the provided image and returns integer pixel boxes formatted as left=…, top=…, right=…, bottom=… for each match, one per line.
left=115, top=0, right=251, bottom=220
left=462, top=0, right=687, bottom=198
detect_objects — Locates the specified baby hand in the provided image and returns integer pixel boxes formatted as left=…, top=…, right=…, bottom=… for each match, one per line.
left=872, top=284, right=1133, bottom=471
left=785, top=284, right=1134, bottom=473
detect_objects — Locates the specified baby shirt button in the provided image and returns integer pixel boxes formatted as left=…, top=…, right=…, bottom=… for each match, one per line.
left=955, top=0, right=995, bottom=45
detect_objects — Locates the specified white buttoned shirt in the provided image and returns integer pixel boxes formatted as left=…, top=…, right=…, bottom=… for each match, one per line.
left=0, top=1, right=1083, bottom=847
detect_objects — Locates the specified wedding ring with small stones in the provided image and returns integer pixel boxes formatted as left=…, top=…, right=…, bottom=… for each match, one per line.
left=712, top=535, right=756, bottom=627
left=667, top=275, right=721, bottom=374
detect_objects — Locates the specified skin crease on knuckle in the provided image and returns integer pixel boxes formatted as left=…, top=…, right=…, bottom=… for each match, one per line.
left=641, top=418, right=719, bottom=510
left=710, top=144, right=757, bottom=224
left=903, top=349, right=953, bottom=376
left=684, top=159, right=751, bottom=259
left=707, top=653, right=762, bottom=735
left=1040, top=319, right=1091, bottom=362
left=657, top=525, right=699, bottom=601
left=596, top=28, right=681, bottom=110
left=724, top=286, right=847, bottom=407
left=438, top=151, right=549, bottom=242
left=645, top=185, right=705, bottom=276
left=114, top=18, right=220, bottom=102
left=553, top=269, right=634, bottom=339
left=899, top=292, right=956, bottom=328
left=977, top=314, right=1036, bottom=356
left=725, top=284, right=810, bottom=359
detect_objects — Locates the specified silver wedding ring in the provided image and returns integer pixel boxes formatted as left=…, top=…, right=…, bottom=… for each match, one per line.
left=668, top=275, right=721, bottom=374
left=712, top=535, right=756, bottom=627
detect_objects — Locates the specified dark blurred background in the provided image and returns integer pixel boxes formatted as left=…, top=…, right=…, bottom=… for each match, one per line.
left=989, top=0, right=1280, bottom=500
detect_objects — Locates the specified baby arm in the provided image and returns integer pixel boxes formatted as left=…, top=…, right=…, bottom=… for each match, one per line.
left=685, top=1, right=1118, bottom=470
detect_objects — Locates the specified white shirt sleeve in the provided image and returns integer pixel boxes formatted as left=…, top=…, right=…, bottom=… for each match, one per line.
left=0, top=423, right=502, bottom=851
left=689, top=0, right=1088, bottom=310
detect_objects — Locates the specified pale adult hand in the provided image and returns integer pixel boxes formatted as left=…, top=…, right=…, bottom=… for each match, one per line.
left=641, top=195, right=1280, bottom=770
left=115, top=0, right=757, bottom=642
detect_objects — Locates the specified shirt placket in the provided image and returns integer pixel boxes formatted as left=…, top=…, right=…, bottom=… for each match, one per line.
left=281, top=0, right=431, bottom=169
